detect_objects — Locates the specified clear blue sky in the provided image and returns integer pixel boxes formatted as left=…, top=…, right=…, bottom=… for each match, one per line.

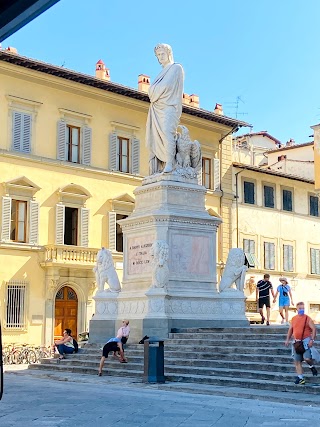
left=3, top=0, right=320, bottom=143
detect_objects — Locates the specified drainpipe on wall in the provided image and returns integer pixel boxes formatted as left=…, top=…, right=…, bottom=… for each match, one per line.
left=217, top=125, right=239, bottom=273
left=234, top=167, right=248, bottom=248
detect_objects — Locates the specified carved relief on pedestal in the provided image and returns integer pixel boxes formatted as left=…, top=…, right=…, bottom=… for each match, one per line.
left=150, top=240, right=169, bottom=289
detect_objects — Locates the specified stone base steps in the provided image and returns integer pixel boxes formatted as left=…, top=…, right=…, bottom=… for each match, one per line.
left=29, top=326, right=320, bottom=395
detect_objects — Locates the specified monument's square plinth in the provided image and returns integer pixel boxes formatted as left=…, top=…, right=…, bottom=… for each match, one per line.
left=89, top=174, right=248, bottom=343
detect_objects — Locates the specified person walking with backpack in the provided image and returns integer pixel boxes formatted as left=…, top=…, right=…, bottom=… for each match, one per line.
left=256, top=274, right=275, bottom=325
left=285, top=301, right=320, bottom=385
left=273, top=277, right=294, bottom=325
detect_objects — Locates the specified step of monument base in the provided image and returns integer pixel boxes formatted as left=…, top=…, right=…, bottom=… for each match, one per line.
left=28, top=363, right=320, bottom=394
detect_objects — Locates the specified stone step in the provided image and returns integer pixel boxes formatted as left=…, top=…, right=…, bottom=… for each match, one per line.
left=168, top=333, right=288, bottom=340
left=82, top=344, right=292, bottom=355
left=160, top=338, right=285, bottom=348
left=32, top=357, right=320, bottom=384
left=58, top=356, right=308, bottom=374
left=28, top=362, right=320, bottom=395
left=171, top=326, right=320, bottom=335
left=70, top=350, right=296, bottom=365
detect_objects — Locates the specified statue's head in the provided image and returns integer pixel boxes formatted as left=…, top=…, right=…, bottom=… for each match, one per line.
left=154, top=43, right=174, bottom=67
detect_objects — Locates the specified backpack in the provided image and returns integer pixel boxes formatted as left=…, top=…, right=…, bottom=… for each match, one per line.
left=73, top=338, right=79, bottom=353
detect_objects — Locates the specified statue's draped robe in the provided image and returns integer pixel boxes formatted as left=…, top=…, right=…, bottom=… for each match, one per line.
left=146, top=63, right=184, bottom=174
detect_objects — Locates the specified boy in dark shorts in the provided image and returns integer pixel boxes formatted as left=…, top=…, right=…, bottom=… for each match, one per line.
left=256, top=274, right=275, bottom=325
left=98, top=336, right=127, bottom=376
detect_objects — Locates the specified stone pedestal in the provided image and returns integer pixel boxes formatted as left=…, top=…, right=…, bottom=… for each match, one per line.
left=89, top=173, right=248, bottom=343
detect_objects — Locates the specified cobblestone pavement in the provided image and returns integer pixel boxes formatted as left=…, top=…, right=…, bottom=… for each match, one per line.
left=1, top=370, right=320, bottom=426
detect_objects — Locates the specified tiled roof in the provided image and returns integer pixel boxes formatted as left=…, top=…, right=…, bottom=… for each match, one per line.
left=0, top=50, right=250, bottom=129
left=234, top=131, right=281, bottom=145
left=267, top=141, right=314, bottom=153
left=233, top=162, right=314, bottom=184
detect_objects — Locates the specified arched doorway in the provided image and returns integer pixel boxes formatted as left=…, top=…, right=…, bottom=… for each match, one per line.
left=54, top=286, right=78, bottom=339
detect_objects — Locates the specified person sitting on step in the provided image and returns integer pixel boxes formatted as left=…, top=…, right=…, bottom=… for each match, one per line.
left=52, top=329, right=75, bottom=360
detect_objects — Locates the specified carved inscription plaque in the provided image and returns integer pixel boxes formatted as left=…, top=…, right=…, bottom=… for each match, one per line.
left=127, top=236, right=154, bottom=275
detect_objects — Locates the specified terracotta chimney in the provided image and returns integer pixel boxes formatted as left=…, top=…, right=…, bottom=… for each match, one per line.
left=182, top=93, right=190, bottom=105
left=214, top=103, right=224, bottom=115
left=189, top=94, right=199, bottom=108
left=138, top=74, right=150, bottom=93
left=95, top=59, right=110, bottom=81
left=6, top=46, right=18, bottom=54
left=286, top=138, right=295, bottom=147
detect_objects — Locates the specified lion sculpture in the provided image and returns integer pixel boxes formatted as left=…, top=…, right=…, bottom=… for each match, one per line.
left=150, top=240, right=169, bottom=289
left=93, top=247, right=121, bottom=293
left=219, top=248, right=248, bottom=292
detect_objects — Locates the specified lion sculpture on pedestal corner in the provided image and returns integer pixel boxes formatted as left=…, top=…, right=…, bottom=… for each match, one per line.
left=219, top=248, right=248, bottom=292
left=93, top=247, right=121, bottom=294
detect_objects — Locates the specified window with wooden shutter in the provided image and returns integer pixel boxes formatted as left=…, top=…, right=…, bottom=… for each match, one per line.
left=29, top=200, right=39, bottom=245
left=131, top=137, right=140, bottom=174
left=80, top=208, right=89, bottom=247
left=283, top=244, right=294, bottom=272
left=282, top=189, right=293, bottom=212
left=309, top=195, right=319, bottom=217
left=202, top=157, right=212, bottom=189
left=10, top=200, right=27, bottom=242
left=57, top=120, right=67, bottom=160
left=55, top=204, right=65, bottom=245
left=213, top=158, right=220, bottom=191
left=116, top=213, right=128, bottom=252
left=244, top=181, right=255, bottom=204
left=243, top=238, right=258, bottom=267
left=12, top=112, right=32, bottom=153
left=109, top=132, right=117, bottom=170
left=108, top=212, right=117, bottom=251
left=1, top=196, right=12, bottom=242
left=82, top=127, right=92, bottom=165
left=264, top=185, right=275, bottom=208
left=311, top=248, right=320, bottom=275
left=264, top=242, right=275, bottom=270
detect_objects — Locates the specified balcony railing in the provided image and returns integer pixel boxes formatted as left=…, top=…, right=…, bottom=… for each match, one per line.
left=43, top=245, right=98, bottom=265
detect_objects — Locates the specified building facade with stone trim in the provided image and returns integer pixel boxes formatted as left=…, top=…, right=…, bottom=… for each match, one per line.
left=0, top=48, right=248, bottom=345
left=232, top=134, right=320, bottom=323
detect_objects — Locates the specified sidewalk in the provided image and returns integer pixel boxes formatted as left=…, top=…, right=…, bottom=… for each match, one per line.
left=2, top=368, right=320, bottom=427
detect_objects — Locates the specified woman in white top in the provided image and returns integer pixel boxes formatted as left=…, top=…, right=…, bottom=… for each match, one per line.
left=53, top=328, right=74, bottom=360
left=117, top=320, right=130, bottom=345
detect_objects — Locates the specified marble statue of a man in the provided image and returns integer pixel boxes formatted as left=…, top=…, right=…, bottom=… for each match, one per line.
left=146, top=43, right=184, bottom=175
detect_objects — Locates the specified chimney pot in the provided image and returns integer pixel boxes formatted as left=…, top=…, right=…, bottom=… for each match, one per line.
left=95, top=59, right=110, bottom=81
left=6, top=46, right=18, bottom=54
left=189, top=94, right=199, bottom=108
left=182, top=93, right=190, bottom=105
left=214, top=103, right=224, bottom=115
left=138, top=74, right=150, bottom=93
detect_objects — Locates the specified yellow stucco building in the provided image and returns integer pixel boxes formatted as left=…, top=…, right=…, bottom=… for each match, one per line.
left=0, top=48, right=247, bottom=345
